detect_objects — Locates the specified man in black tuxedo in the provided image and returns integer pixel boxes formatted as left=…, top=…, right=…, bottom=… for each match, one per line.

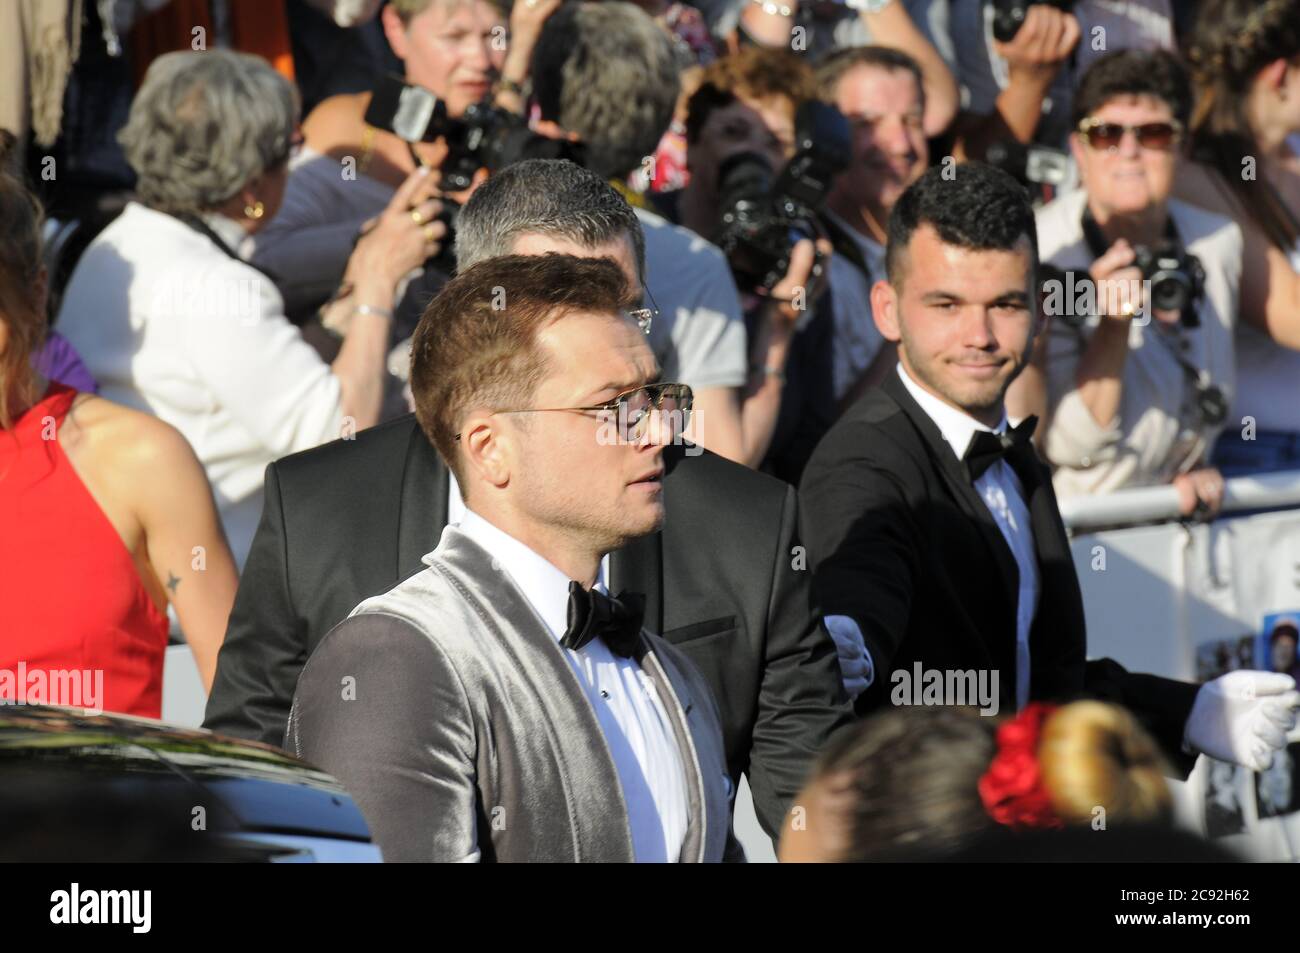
left=800, top=162, right=1298, bottom=772
left=204, top=160, right=853, bottom=839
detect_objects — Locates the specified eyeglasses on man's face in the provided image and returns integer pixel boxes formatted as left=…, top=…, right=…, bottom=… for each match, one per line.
left=455, top=381, right=693, bottom=444
left=1077, top=117, right=1182, bottom=152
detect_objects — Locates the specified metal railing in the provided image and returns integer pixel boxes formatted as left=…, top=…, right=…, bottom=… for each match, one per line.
left=1059, top=470, right=1300, bottom=533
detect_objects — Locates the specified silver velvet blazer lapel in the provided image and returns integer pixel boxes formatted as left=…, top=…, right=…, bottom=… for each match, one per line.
left=431, top=527, right=710, bottom=862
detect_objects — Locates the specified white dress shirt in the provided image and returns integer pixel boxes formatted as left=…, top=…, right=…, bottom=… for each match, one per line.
left=825, top=363, right=1039, bottom=710
left=451, top=503, right=690, bottom=863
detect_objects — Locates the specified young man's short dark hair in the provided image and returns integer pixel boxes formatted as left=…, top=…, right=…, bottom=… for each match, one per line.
left=1070, top=49, right=1193, bottom=130
left=885, top=161, right=1038, bottom=287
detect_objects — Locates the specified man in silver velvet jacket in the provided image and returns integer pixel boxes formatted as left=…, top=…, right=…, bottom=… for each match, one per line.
left=288, top=253, right=744, bottom=862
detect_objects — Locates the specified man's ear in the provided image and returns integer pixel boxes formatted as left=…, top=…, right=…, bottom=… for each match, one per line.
left=870, top=278, right=901, bottom=343
left=381, top=4, right=410, bottom=62
left=1033, top=278, right=1048, bottom=338
left=1261, top=57, right=1289, bottom=94
left=460, top=410, right=512, bottom=491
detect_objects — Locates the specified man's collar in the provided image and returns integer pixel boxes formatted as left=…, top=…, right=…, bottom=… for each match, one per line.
left=453, top=508, right=607, bottom=642
left=895, top=361, right=1007, bottom=460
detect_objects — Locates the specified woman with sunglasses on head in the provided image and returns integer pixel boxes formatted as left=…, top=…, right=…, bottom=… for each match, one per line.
left=1006, top=50, right=1241, bottom=517
left=1173, top=0, right=1300, bottom=478
left=55, top=50, right=438, bottom=569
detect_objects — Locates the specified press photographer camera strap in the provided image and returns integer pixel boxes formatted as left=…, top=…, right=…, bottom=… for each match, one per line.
left=818, top=211, right=875, bottom=285
left=168, top=210, right=279, bottom=284
left=1079, top=203, right=1178, bottom=262
left=1077, top=205, right=1225, bottom=427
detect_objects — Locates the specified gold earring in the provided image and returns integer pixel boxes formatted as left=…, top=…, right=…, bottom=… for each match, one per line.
left=243, top=200, right=265, bottom=220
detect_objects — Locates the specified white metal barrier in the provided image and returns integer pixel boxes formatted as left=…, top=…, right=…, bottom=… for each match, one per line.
left=1060, top=470, right=1300, bottom=532
left=1064, top=470, right=1300, bottom=861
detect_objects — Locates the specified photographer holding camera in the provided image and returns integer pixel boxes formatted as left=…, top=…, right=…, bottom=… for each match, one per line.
left=942, top=1, right=1175, bottom=160
left=1007, top=50, right=1242, bottom=515
left=815, top=46, right=931, bottom=411
left=656, top=48, right=836, bottom=477
left=526, top=2, right=758, bottom=466
left=252, top=0, right=557, bottom=315
left=695, top=0, right=958, bottom=138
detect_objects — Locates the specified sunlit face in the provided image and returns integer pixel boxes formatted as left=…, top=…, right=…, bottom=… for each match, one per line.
left=828, top=64, right=928, bottom=220
left=1071, top=94, right=1181, bottom=220
left=387, top=0, right=506, bottom=118
left=873, top=225, right=1038, bottom=426
left=505, top=311, right=669, bottom=554
left=687, top=94, right=796, bottom=200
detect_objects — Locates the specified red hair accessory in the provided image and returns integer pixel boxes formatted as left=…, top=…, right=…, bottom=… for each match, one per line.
left=978, top=702, right=1065, bottom=830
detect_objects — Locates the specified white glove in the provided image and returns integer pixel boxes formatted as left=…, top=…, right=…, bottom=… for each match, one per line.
left=823, top=615, right=873, bottom=701
left=1184, top=671, right=1300, bottom=772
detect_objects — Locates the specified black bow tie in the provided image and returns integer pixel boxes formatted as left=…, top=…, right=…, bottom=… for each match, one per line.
left=962, top=416, right=1039, bottom=482
left=561, top=582, right=646, bottom=658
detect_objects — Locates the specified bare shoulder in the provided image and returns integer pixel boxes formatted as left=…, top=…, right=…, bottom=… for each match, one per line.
left=303, top=92, right=373, bottom=157
left=61, top=394, right=202, bottom=485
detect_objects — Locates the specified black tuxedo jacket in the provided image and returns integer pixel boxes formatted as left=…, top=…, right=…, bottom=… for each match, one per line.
left=800, top=372, right=1199, bottom=764
left=204, top=415, right=853, bottom=837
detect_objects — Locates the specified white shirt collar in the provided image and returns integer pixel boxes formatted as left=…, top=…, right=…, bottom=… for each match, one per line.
left=896, top=361, right=1008, bottom=460
left=448, top=508, right=607, bottom=642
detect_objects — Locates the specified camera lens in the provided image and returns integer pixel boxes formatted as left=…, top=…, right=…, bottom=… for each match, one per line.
left=1149, top=271, right=1191, bottom=312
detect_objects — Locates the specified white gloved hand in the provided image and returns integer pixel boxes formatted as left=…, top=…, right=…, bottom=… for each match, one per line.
left=1184, top=671, right=1300, bottom=772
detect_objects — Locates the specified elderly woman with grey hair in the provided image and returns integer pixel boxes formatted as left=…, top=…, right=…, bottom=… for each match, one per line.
left=56, top=49, right=441, bottom=569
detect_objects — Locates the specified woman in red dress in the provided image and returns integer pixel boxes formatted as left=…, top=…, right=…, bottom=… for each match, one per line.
left=0, top=172, right=238, bottom=719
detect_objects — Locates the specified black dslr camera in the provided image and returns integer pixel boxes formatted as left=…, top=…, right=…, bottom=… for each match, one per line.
left=984, top=140, right=1074, bottom=189
left=714, top=100, right=852, bottom=295
left=1131, top=242, right=1206, bottom=323
left=364, top=75, right=587, bottom=265
left=365, top=74, right=586, bottom=191
left=991, top=0, right=1077, bottom=43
